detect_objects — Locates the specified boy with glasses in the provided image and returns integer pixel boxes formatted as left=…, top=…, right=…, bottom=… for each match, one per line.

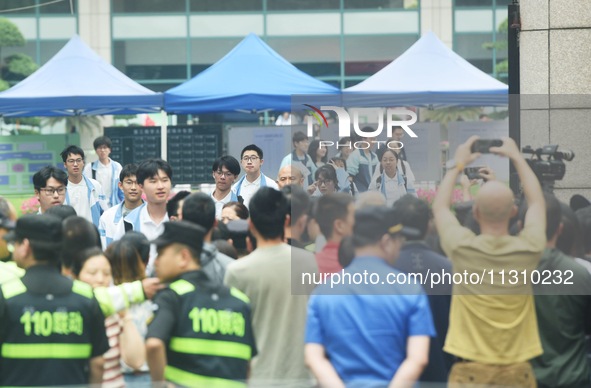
left=32, top=166, right=68, bottom=214
left=61, top=145, right=107, bottom=227
left=98, top=164, right=143, bottom=249
left=210, top=156, right=240, bottom=220
left=233, top=144, right=278, bottom=208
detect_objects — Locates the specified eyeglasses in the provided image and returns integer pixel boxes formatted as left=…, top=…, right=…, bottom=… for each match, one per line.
left=39, top=187, right=66, bottom=196
left=66, top=158, right=83, bottom=165
left=317, top=179, right=334, bottom=186
left=242, top=156, right=260, bottom=162
left=214, top=170, right=234, bottom=178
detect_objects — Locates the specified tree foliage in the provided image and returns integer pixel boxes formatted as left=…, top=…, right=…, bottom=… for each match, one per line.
left=0, top=18, right=37, bottom=91
left=0, top=18, right=25, bottom=48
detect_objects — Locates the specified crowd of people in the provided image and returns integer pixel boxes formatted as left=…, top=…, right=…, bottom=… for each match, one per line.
left=0, top=133, right=589, bottom=388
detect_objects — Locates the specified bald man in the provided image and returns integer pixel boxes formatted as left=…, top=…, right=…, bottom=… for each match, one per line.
left=432, top=136, right=546, bottom=388
left=276, top=164, right=305, bottom=189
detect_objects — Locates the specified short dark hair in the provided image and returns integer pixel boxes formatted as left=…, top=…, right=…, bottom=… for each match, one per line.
left=316, top=193, right=353, bottom=239
left=392, top=195, right=430, bottom=240
left=181, top=192, right=216, bottom=232
left=72, top=247, right=104, bottom=277
left=33, top=166, right=68, bottom=191
left=212, top=155, right=240, bottom=176
left=136, top=158, right=173, bottom=185
left=119, top=164, right=138, bottom=182
left=60, top=145, right=85, bottom=162
left=281, top=184, right=310, bottom=225
left=292, top=131, right=307, bottom=144
left=241, top=144, right=263, bottom=160
left=544, top=192, right=562, bottom=241
left=62, top=216, right=101, bottom=270
left=249, top=187, right=287, bottom=240
left=45, top=204, right=77, bottom=221
left=93, top=136, right=112, bottom=150
left=222, top=201, right=249, bottom=220
left=167, top=190, right=191, bottom=219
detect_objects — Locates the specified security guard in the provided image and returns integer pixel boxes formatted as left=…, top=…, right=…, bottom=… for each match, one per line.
left=0, top=214, right=109, bottom=386
left=146, top=221, right=257, bottom=387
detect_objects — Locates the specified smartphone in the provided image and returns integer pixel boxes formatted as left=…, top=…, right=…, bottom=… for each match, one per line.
left=471, top=139, right=503, bottom=153
left=464, top=166, right=484, bottom=180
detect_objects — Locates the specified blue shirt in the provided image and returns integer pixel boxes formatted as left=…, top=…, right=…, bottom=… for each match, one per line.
left=305, top=257, right=436, bottom=387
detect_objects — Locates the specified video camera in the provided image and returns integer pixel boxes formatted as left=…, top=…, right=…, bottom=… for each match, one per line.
left=521, top=145, right=574, bottom=189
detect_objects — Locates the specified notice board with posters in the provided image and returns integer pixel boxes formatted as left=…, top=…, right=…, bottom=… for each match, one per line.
left=0, top=133, right=79, bottom=196
left=105, top=125, right=222, bottom=185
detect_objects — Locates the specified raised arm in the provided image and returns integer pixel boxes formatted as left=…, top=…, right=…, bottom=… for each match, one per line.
left=489, top=137, right=545, bottom=229
left=432, top=136, right=480, bottom=233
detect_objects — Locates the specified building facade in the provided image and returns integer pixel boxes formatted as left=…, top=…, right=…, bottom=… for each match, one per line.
left=2, top=0, right=509, bottom=91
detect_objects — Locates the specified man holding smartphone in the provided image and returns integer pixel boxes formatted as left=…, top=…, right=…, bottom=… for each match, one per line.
left=433, top=136, right=546, bottom=388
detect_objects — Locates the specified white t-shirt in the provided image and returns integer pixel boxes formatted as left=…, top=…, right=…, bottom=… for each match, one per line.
left=95, top=161, right=112, bottom=201
left=211, top=191, right=232, bottom=220
left=68, top=179, right=92, bottom=222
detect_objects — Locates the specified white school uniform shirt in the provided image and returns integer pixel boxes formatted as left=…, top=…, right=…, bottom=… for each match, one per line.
left=232, top=173, right=278, bottom=209
left=211, top=190, right=238, bottom=220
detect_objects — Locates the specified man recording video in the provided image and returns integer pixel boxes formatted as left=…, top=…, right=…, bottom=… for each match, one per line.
left=432, top=136, right=546, bottom=388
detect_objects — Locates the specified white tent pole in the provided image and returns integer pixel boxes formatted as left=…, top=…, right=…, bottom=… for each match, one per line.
left=160, top=110, right=168, bottom=160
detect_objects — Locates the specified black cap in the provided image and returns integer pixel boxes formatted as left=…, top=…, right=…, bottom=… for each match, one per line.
left=151, top=221, right=206, bottom=252
left=4, top=214, right=62, bottom=248
left=353, top=206, right=420, bottom=242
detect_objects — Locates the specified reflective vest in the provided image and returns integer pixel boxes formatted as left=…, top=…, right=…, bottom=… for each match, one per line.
left=0, top=278, right=99, bottom=386
left=164, top=278, right=256, bottom=387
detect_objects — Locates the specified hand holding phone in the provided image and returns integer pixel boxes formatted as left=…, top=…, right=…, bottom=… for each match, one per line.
left=470, top=139, right=503, bottom=154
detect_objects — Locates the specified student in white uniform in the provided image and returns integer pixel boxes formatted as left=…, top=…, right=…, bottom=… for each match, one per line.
left=210, top=155, right=241, bottom=220
left=232, top=144, right=278, bottom=209
left=61, top=145, right=106, bottom=227
left=83, top=136, right=123, bottom=209
left=98, top=164, right=144, bottom=249
left=112, top=158, right=172, bottom=276
left=368, top=148, right=416, bottom=207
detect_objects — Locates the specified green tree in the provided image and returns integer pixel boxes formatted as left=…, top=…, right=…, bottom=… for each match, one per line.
left=482, top=17, right=508, bottom=81
left=0, top=18, right=37, bottom=91
left=423, top=107, right=483, bottom=128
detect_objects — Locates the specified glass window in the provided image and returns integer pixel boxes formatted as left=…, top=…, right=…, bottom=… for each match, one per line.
left=40, top=40, right=69, bottom=63
left=266, top=36, right=341, bottom=62
left=455, top=0, right=510, bottom=6
left=344, top=35, right=417, bottom=76
left=454, top=33, right=494, bottom=74
left=112, top=0, right=185, bottom=13
left=0, top=0, right=36, bottom=14
left=190, top=38, right=243, bottom=68
left=190, top=0, right=262, bottom=12
left=40, top=0, right=77, bottom=14
left=344, top=0, right=408, bottom=10
left=113, top=39, right=188, bottom=80
left=267, top=0, right=339, bottom=11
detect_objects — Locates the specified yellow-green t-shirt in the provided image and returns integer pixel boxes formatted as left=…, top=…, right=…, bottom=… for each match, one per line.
left=440, top=221, right=545, bottom=364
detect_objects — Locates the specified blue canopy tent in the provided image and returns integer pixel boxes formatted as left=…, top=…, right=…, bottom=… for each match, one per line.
left=343, top=32, right=508, bottom=107
left=164, top=33, right=340, bottom=114
left=0, top=35, right=163, bottom=117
